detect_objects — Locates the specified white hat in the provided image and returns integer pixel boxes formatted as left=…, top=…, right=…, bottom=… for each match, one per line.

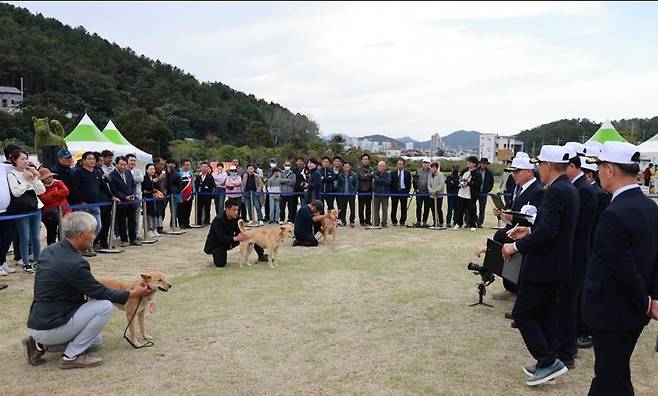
left=520, top=204, right=538, bottom=224
left=564, top=142, right=586, bottom=158
left=581, top=144, right=602, bottom=172
left=514, top=151, right=530, bottom=159
left=587, top=141, right=640, bottom=165
left=530, top=145, right=570, bottom=164
left=505, top=156, right=534, bottom=171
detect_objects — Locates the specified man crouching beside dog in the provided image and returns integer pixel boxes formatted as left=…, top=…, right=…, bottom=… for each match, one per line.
left=204, top=198, right=269, bottom=267
left=22, top=212, right=152, bottom=369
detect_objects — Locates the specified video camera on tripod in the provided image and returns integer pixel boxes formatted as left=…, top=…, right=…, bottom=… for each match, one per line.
left=465, top=238, right=522, bottom=308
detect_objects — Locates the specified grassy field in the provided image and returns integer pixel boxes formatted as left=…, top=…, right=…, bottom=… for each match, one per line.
left=1, top=208, right=657, bottom=395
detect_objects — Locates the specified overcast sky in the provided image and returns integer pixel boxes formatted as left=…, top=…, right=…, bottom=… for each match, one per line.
left=12, top=1, right=658, bottom=139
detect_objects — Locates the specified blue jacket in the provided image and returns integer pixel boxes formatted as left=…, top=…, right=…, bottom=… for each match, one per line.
left=336, top=172, right=358, bottom=194
left=307, top=169, right=321, bottom=199
left=515, top=174, right=579, bottom=283
left=582, top=187, right=658, bottom=331
left=372, top=170, right=391, bottom=194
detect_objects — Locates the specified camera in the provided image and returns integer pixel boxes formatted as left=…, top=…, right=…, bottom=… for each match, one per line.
left=467, top=262, right=495, bottom=284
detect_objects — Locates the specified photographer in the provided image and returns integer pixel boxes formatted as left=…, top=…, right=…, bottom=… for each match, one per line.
left=356, top=153, right=373, bottom=226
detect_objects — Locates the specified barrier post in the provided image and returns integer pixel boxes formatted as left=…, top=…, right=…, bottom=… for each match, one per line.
left=57, top=205, right=65, bottom=241
left=189, top=193, right=204, bottom=228
left=427, top=194, right=444, bottom=230
left=161, top=194, right=185, bottom=235
left=96, top=201, right=124, bottom=254
left=140, top=199, right=157, bottom=244
left=365, top=177, right=381, bottom=230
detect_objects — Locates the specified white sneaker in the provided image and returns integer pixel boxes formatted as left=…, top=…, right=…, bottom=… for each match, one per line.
left=258, top=220, right=264, bottom=226
left=154, top=231, right=160, bottom=237
left=0, top=267, right=8, bottom=276
left=452, top=225, right=460, bottom=230
left=470, top=227, right=476, bottom=232
left=278, top=221, right=284, bottom=225
left=1, top=262, right=16, bottom=274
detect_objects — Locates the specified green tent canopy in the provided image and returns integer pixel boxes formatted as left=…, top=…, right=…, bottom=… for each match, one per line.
left=101, top=120, right=152, bottom=163
left=64, top=113, right=111, bottom=144
left=586, top=120, right=628, bottom=144
left=102, top=120, right=131, bottom=145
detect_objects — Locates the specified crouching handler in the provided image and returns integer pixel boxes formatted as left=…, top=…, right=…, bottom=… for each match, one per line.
left=292, top=199, right=327, bottom=247
left=23, top=211, right=152, bottom=369
left=204, top=198, right=268, bottom=267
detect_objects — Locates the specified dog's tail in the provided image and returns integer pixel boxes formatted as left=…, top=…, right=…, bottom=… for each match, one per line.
left=238, top=219, right=246, bottom=233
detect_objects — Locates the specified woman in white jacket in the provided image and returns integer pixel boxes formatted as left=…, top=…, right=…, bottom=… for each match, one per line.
left=6, top=150, right=45, bottom=273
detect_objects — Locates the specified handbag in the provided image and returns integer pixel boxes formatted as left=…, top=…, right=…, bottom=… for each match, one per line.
left=6, top=173, right=38, bottom=214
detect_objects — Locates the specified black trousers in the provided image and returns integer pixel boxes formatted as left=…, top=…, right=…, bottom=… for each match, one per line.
left=556, top=277, right=581, bottom=363
left=196, top=196, right=212, bottom=225
left=323, top=193, right=335, bottom=210
left=415, top=195, right=430, bottom=224
left=390, top=195, right=408, bottom=225
left=212, top=244, right=264, bottom=267
left=338, top=196, right=356, bottom=225
left=116, top=204, right=137, bottom=243
left=264, top=194, right=270, bottom=221
left=588, top=328, right=643, bottom=396
left=41, top=211, right=59, bottom=245
left=178, top=199, right=193, bottom=228
left=0, top=218, right=15, bottom=264
left=294, top=232, right=319, bottom=247
left=95, top=204, right=112, bottom=248
left=358, top=192, right=371, bottom=225
left=512, top=281, right=563, bottom=368
left=428, top=196, right=444, bottom=226
left=280, top=195, right=297, bottom=223
left=477, top=195, right=488, bottom=226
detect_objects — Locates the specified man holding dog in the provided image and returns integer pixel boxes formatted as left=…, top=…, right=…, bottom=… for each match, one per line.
left=204, top=198, right=267, bottom=267
left=23, top=212, right=152, bottom=369
left=293, top=199, right=327, bottom=247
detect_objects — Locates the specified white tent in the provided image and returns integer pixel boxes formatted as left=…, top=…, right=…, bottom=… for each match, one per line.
left=101, top=120, right=153, bottom=164
left=638, top=133, right=658, bottom=163
left=64, top=114, right=125, bottom=156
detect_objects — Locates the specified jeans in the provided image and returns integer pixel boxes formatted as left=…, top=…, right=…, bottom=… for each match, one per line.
left=15, top=212, right=41, bottom=266
left=30, top=300, right=112, bottom=358
left=214, top=191, right=226, bottom=217
left=81, top=206, right=102, bottom=235
left=244, top=192, right=263, bottom=222
left=446, top=196, right=457, bottom=225
left=269, top=195, right=280, bottom=222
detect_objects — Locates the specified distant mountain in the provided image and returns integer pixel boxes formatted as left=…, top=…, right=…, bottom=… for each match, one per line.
left=442, top=130, right=480, bottom=149
left=360, top=134, right=397, bottom=143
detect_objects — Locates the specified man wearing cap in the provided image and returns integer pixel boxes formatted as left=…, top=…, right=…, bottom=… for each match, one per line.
left=554, top=142, right=598, bottom=370
left=491, top=153, right=544, bottom=301
left=51, top=149, right=74, bottom=192
left=477, top=158, right=494, bottom=228
left=581, top=142, right=658, bottom=395
left=502, top=145, right=579, bottom=386
left=292, top=200, right=327, bottom=247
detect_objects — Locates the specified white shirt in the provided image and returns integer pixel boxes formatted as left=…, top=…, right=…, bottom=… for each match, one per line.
left=570, top=172, right=584, bottom=185
left=458, top=170, right=472, bottom=199
left=518, top=177, right=537, bottom=196
left=611, top=183, right=640, bottom=203
left=131, top=168, right=144, bottom=199
left=0, top=163, right=12, bottom=213
left=398, top=169, right=405, bottom=190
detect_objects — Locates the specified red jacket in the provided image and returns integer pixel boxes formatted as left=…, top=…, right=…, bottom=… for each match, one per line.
left=39, top=179, right=72, bottom=215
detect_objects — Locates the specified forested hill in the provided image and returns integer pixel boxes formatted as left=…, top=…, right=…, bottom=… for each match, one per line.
left=0, top=3, right=319, bottom=156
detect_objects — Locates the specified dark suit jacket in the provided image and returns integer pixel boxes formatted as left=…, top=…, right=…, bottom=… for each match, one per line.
left=27, top=240, right=129, bottom=330
left=109, top=169, right=136, bottom=202
left=572, top=175, right=598, bottom=279
left=515, top=174, right=579, bottom=283
left=480, top=168, right=494, bottom=194
left=590, top=183, right=611, bottom=246
left=319, top=168, right=335, bottom=193
left=390, top=169, right=412, bottom=194
left=508, top=178, right=545, bottom=228
left=195, top=174, right=216, bottom=196
left=582, top=187, right=658, bottom=331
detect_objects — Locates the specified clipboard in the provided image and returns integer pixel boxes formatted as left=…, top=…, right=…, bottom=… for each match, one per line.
left=483, top=238, right=522, bottom=285
left=490, top=193, right=506, bottom=210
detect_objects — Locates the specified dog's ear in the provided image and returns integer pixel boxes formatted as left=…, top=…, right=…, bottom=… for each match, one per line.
left=140, top=273, right=152, bottom=281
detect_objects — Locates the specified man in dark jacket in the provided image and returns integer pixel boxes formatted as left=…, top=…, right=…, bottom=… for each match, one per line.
left=445, top=165, right=460, bottom=227
left=502, top=145, right=579, bottom=386
left=556, top=143, right=598, bottom=369
left=582, top=142, right=658, bottom=396
left=23, top=212, right=151, bottom=368
left=356, top=153, right=373, bottom=226
left=51, top=149, right=74, bottom=192
left=292, top=200, right=327, bottom=247
left=194, top=162, right=215, bottom=225
left=165, top=159, right=182, bottom=228
left=390, top=159, right=412, bottom=227
left=477, top=158, right=494, bottom=227
left=109, top=156, right=140, bottom=247
left=336, top=161, right=358, bottom=227
left=319, top=156, right=335, bottom=210
left=203, top=198, right=266, bottom=267
left=304, top=158, right=322, bottom=205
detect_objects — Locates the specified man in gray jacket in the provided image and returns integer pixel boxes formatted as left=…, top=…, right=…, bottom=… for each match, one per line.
left=279, top=160, right=297, bottom=223
left=427, top=162, right=446, bottom=227
left=414, top=159, right=432, bottom=227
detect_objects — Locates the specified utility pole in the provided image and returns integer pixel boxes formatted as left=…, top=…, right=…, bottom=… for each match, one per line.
left=556, top=136, right=561, bottom=145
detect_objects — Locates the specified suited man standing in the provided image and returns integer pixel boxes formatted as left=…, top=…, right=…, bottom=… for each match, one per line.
left=491, top=153, right=544, bottom=301
left=477, top=158, right=494, bottom=228
left=555, top=142, right=598, bottom=369
left=582, top=142, right=658, bottom=396
left=109, top=156, right=141, bottom=247
left=390, top=159, right=412, bottom=227
left=502, top=145, right=579, bottom=386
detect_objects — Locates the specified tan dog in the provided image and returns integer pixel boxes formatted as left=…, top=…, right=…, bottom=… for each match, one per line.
left=96, top=271, right=172, bottom=346
left=320, top=208, right=340, bottom=242
left=238, top=219, right=294, bottom=268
